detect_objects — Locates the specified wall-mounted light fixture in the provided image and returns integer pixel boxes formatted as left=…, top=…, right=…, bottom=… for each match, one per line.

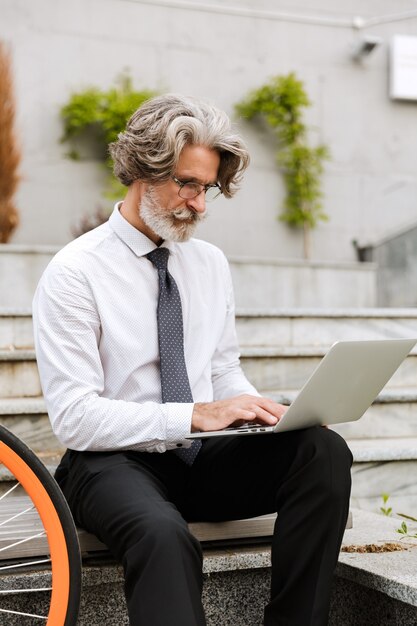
left=351, top=35, right=383, bottom=61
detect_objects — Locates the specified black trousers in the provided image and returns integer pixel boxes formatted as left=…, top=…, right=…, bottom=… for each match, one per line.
left=55, top=427, right=353, bottom=626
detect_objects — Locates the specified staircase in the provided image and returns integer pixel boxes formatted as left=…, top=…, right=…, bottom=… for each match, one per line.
left=0, top=245, right=378, bottom=308
left=1, top=307, right=417, bottom=515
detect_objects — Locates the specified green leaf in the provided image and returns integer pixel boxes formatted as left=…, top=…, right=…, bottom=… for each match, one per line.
left=397, top=512, right=417, bottom=523
left=59, top=75, right=157, bottom=207
left=235, top=72, right=330, bottom=246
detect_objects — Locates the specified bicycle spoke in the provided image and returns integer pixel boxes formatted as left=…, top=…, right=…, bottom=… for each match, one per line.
left=0, top=606, right=47, bottom=619
left=0, top=558, right=51, bottom=571
left=0, top=504, right=35, bottom=527
left=0, top=587, right=52, bottom=594
left=0, top=530, right=46, bottom=553
left=0, top=482, right=20, bottom=501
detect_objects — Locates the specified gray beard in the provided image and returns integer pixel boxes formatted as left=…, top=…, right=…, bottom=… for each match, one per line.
left=139, top=188, right=205, bottom=242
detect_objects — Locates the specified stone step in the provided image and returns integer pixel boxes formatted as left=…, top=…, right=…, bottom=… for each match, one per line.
left=0, top=450, right=63, bottom=495
left=0, top=310, right=33, bottom=350
left=0, top=397, right=62, bottom=453
left=0, top=495, right=279, bottom=560
left=270, top=388, right=417, bottom=439
left=0, top=349, right=42, bottom=397
left=3, top=308, right=417, bottom=350
left=0, top=510, right=416, bottom=625
left=235, top=307, right=417, bottom=347
left=0, top=510, right=400, bottom=626
left=0, top=245, right=57, bottom=309
left=240, top=346, right=417, bottom=391
left=1, top=245, right=377, bottom=308
left=0, top=402, right=416, bottom=517
left=348, top=437, right=417, bottom=516
left=229, top=257, right=377, bottom=308
left=2, top=345, right=417, bottom=398
left=3, top=387, right=417, bottom=457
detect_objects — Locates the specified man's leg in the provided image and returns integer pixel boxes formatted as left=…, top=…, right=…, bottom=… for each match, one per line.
left=184, top=427, right=353, bottom=626
left=55, top=449, right=206, bottom=626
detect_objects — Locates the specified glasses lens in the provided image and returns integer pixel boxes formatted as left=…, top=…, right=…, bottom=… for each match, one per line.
left=177, top=181, right=222, bottom=202
left=205, top=186, right=222, bottom=202
left=179, top=182, right=201, bottom=199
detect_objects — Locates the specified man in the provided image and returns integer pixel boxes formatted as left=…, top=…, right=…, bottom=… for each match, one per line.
left=33, top=94, right=352, bottom=626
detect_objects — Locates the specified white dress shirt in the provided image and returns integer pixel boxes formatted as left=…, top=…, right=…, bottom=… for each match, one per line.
left=32, top=204, right=259, bottom=453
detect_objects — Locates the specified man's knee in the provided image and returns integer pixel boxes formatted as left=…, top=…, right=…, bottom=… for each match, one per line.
left=311, top=427, right=353, bottom=501
left=123, top=510, right=203, bottom=571
left=320, top=427, right=353, bottom=476
left=142, top=511, right=197, bottom=548
left=289, top=427, right=353, bottom=497
left=298, top=426, right=352, bottom=466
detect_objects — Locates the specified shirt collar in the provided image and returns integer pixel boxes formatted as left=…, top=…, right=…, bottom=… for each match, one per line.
left=109, top=202, right=174, bottom=258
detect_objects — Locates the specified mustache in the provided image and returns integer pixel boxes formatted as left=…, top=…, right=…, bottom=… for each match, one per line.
left=172, top=208, right=206, bottom=222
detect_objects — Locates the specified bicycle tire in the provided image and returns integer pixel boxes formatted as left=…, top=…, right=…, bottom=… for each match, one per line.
left=0, top=425, right=81, bottom=625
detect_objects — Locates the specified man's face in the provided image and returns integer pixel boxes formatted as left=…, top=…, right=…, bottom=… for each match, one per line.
left=139, top=144, right=220, bottom=243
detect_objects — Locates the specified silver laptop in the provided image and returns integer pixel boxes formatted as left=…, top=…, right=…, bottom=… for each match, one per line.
left=187, top=338, right=417, bottom=439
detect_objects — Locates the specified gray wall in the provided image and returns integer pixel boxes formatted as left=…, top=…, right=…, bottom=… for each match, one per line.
left=359, top=224, right=417, bottom=307
left=2, top=0, right=417, bottom=261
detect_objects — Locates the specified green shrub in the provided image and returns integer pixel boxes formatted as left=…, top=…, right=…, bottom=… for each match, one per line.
left=236, top=73, right=330, bottom=258
left=60, top=74, right=156, bottom=200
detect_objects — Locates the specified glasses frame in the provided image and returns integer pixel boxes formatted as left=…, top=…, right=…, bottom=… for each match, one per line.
left=171, top=175, right=222, bottom=202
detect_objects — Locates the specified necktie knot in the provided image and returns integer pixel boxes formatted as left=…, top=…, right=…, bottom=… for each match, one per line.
left=147, top=247, right=169, bottom=271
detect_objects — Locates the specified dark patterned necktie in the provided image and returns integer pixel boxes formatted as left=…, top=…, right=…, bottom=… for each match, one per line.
left=147, top=247, right=202, bottom=465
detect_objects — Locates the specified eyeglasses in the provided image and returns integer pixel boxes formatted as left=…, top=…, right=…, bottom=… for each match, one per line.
left=171, top=176, right=222, bottom=202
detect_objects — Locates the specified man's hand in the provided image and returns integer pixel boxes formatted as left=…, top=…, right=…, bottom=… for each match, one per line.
left=192, top=395, right=288, bottom=433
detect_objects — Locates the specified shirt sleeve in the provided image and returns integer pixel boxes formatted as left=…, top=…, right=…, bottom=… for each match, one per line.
left=32, top=262, right=194, bottom=453
left=210, top=255, right=261, bottom=400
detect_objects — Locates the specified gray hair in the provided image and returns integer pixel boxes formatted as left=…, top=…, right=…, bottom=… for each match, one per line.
left=109, top=93, right=249, bottom=198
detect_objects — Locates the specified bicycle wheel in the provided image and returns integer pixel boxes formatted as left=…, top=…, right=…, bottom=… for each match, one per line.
left=0, top=425, right=81, bottom=625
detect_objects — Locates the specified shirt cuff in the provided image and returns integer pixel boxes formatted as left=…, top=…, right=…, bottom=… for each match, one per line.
left=163, top=402, right=194, bottom=443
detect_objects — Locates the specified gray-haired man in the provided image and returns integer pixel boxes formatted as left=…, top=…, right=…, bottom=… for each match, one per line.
left=33, top=94, right=352, bottom=625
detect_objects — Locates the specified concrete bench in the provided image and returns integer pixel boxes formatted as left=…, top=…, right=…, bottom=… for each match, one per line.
left=76, top=510, right=417, bottom=625
left=0, top=495, right=354, bottom=623
left=0, top=495, right=280, bottom=624
left=8, top=503, right=417, bottom=626
left=0, top=494, right=279, bottom=559
left=334, top=509, right=417, bottom=625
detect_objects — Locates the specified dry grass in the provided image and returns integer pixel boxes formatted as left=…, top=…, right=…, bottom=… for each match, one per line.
left=0, top=42, right=20, bottom=242
left=342, top=543, right=407, bottom=553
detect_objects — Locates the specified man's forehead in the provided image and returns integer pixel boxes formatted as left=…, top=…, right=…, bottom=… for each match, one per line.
left=176, top=144, right=220, bottom=183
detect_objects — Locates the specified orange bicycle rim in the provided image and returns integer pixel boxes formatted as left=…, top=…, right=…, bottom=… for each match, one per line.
left=0, top=441, right=70, bottom=626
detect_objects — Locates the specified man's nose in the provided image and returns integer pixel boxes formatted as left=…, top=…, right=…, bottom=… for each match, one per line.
left=187, top=191, right=206, bottom=214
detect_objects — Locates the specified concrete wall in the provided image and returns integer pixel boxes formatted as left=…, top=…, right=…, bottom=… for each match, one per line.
left=2, top=0, right=417, bottom=261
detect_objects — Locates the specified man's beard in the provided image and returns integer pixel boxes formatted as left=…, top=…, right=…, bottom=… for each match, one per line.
left=139, top=187, right=206, bottom=242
